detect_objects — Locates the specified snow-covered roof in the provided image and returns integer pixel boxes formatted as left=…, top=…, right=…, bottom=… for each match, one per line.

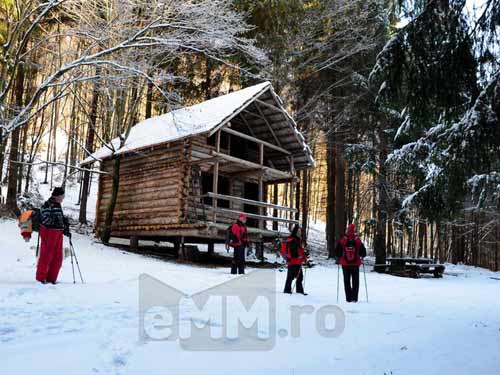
left=82, top=82, right=314, bottom=168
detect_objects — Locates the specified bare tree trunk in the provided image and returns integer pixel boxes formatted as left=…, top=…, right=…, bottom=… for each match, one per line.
left=63, top=87, right=78, bottom=184
left=43, top=109, right=52, bottom=185
left=101, top=155, right=120, bottom=243
left=424, top=223, right=429, bottom=258
left=145, top=78, right=153, bottom=119
left=334, top=143, right=346, bottom=245
left=17, top=123, right=29, bottom=194
left=347, top=168, right=354, bottom=224
left=6, top=63, right=25, bottom=214
left=326, top=131, right=336, bottom=258
left=301, top=169, right=309, bottom=240
left=387, top=220, right=393, bottom=257
left=495, top=223, right=498, bottom=272
left=202, top=58, right=213, bottom=100
left=49, top=97, right=59, bottom=189
left=429, top=223, right=436, bottom=259
left=374, top=128, right=388, bottom=271
left=0, top=137, right=7, bottom=200
left=79, top=67, right=101, bottom=224
left=417, top=221, right=425, bottom=257
left=101, top=82, right=140, bottom=242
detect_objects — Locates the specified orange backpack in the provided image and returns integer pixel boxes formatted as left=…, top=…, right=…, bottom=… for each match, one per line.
left=18, top=209, right=41, bottom=242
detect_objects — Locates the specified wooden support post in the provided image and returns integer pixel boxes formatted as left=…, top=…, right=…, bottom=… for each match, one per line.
left=208, top=241, right=214, bottom=256
left=173, top=237, right=180, bottom=258
left=130, top=237, right=139, bottom=250
left=263, top=182, right=268, bottom=230
left=258, top=143, right=264, bottom=230
left=295, top=176, right=298, bottom=223
left=212, top=131, right=221, bottom=223
left=227, top=129, right=231, bottom=155
left=178, top=236, right=185, bottom=260
left=273, top=183, right=278, bottom=231
left=258, top=242, right=264, bottom=262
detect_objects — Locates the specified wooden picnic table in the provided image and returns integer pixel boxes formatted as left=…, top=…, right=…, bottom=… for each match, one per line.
left=375, top=257, right=445, bottom=278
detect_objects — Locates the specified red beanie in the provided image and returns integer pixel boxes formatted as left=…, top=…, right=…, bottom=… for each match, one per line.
left=239, top=213, right=247, bottom=220
left=347, top=224, right=356, bottom=238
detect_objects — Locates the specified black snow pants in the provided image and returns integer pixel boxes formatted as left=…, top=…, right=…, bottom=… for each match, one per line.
left=284, top=265, right=304, bottom=294
left=342, top=266, right=360, bottom=302
left=231, top=245, right=246, bottom=274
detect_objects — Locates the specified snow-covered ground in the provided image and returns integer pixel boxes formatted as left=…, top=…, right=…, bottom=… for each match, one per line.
left=1, top=219, right=500, bottom=375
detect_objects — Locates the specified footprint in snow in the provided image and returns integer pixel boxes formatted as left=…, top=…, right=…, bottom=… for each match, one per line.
left=0, top=326, right=16, bottom=336
left=113, top=354, right=127, bottom=367
left=7, top=287, right=39, bottom=298
left=112, top=349, right=132, bottom=370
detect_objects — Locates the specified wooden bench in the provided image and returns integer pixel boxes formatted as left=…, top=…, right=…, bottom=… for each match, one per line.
left=375, top=257, right=445, bottom=278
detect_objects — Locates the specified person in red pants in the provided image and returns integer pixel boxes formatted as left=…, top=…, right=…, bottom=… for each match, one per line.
left=36, top=187, right=70, bottom=284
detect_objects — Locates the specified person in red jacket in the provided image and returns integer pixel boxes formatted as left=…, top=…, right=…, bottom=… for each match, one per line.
left=36, top=187, right=70, bottom=284
left=229, top=214, right=249, bottom=274
left=334, top=224, right=367, bottom=302
left=282, top=225, right=307, bottom=295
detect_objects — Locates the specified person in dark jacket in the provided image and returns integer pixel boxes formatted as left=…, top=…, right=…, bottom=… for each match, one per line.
left=229, top=213, right=249, bottom=275
left=334, top=224, right=367, bottom=302
left=282, top=224, right=307, bottom=295
left=36, top=187, right=70, bottom=284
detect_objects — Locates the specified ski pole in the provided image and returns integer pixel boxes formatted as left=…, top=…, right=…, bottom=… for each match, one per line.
left=336, top=262, right=340, bottom=304
left=69, top=238, right=85, bottom=284
left=36, top=230, right=41, bottom=258
left=69, top=240, right=76, bottom=284
left=362, top=260, right=369, bottom=303
left=291, top=266, right=302, bottom=293
left=302, top=265, right=307, bottom=292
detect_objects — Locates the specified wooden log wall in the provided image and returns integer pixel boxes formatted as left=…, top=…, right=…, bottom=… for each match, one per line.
left=179, top=138, right=192, bottom=223
left=96, top=142, right=185, bottom=234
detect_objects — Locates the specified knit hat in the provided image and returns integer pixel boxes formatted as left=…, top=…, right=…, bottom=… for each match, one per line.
left=238, top=213, right=247, bottom=221
left=52, top=187, right=65, bottom=197
left=347, top=224, right=356, bottom=239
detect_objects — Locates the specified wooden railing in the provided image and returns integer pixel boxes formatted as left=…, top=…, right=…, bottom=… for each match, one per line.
left=189, top=193, right=299, bottom=228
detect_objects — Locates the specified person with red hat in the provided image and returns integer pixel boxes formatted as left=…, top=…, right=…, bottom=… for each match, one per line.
left=282, top=224, right=307, bottom=295
left=334, top=224, right=367, bottom=302
left=36, top=187, right=71, bottom=284
left=228, top=213, right=249, bottom=274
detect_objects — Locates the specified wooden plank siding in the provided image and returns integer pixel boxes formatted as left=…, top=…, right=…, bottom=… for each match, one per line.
left=96, top=141, right=186, bottom=235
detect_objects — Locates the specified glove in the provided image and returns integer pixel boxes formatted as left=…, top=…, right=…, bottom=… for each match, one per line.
left=63, top=226, right=71, bottom=238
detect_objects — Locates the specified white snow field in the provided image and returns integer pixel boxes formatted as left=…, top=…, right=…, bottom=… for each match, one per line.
left=1, top=218, right=500, bottom=375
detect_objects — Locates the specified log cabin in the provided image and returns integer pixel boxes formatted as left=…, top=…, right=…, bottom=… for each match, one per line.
left=81, top=82, right=315, bottom=255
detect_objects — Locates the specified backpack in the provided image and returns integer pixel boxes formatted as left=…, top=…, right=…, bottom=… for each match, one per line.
left=342, top=239, right=359, bottom=264
left=279, top=238, right=294, bottom=262
left=225, top=224, right=238, bottom=252
left=280, top=240, right=289, bottom=261
left=18, top=209, right=41, bottom=241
